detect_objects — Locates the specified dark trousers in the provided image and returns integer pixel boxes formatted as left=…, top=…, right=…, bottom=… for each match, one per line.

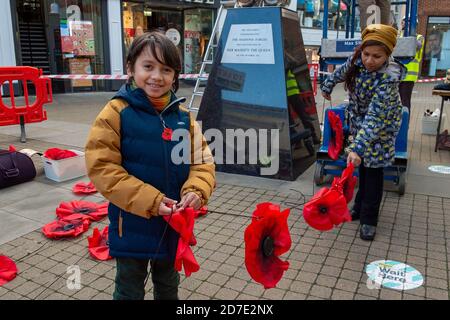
left=113, top=257, right=180, bottom=300
left=399, top=81, right=415, bottom=112
left=352, top=162, right=384, bottom=226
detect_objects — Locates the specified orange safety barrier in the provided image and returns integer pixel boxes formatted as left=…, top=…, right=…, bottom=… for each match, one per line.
left=0, top=66, right=52, bottom=142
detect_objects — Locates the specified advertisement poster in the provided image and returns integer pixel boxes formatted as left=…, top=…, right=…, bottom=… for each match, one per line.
left=60, top=19, right=74, bottom=53
left=70, top=21, right=95, bottom=56
left=69, top=58, right=92, bottom=87
left=221, top=24, right=275, bottom=64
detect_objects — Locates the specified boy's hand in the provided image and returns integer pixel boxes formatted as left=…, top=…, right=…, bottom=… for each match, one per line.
left=178, top=192, right=202, bottom=211
left=158, top=197, right=177, bottom=216
left=322, top=92, right=331, bottom=101
left=347, top=152, right=362, bottom=167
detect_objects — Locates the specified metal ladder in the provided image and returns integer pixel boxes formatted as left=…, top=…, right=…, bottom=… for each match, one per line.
left=187, top=1, right=237, bottom=112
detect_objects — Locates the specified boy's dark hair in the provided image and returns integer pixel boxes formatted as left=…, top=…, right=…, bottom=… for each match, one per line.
left=127, top=31, right=182, bottom=92
left=344, top=40, right=390, bottom=93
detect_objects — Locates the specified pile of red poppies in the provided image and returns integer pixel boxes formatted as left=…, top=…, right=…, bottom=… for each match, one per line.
left=303, top=163, right=356, bottom=231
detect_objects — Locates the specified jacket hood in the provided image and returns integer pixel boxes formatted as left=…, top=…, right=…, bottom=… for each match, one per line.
left=112, top=83, right=186, bottom=114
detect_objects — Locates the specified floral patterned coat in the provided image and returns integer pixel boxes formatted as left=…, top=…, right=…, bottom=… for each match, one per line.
left=320, top=56, right=406, bottom=168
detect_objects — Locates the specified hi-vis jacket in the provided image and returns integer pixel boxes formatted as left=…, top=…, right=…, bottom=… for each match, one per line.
left=321, top=55, right=406, bottom=168
left=85, top=84, right=215, bottom=260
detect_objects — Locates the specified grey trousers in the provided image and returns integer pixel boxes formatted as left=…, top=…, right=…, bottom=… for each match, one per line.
left=359, top=0, right=391, bottom=30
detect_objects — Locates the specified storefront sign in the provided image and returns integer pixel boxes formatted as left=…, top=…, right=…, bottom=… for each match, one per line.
left=366, top=260, right=424, bottom=291
left=166, top=28, right=181, bottom=46
left=336, top=39, right=362, bottom=52
left=221, top=24, right=275, bottom=64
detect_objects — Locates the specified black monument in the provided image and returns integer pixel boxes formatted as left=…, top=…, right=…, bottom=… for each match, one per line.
left=197, top=6, right=321, bottom=181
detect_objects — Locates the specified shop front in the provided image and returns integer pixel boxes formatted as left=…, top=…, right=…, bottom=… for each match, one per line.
left=13, top=0, right=107, bottom=93
left=122, top=0, right=219, bottom=75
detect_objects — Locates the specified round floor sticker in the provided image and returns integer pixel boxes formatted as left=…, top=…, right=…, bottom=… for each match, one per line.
left=366, top=260, right=424, bottom=291
left=428, top=165, right=450, bottom=174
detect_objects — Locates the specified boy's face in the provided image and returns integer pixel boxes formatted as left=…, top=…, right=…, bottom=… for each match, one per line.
left=361, top=45, right=389, bottom=73
left=127, top=47, right=175, bottom=98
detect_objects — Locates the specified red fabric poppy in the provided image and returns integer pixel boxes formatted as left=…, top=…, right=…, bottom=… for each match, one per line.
left=244, top=202, right=291, bottom=289
left=8, top=145, right=16, bottom=152
left=194, top=206, right=208, bottom=219
left=42, top=214, right=91, bottom=239
left=56, top=200, right=108, bottom=222
left=303, top=187, right=351, bottom=231
left=163, top=207, right=199, bottom=277
left=72, top=182, right=97, bottom=195
left=327, top=110, right=344, bottom=160
left=87, top=227, right=112, bottom=261
left=0, top=256, right=18, bottom=286
left=43, top=148, right=78, bottom=160
left=331, top=163, right=358, bottom=203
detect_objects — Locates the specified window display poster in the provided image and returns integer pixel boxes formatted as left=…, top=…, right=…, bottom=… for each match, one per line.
left=69, top=21, right=96, bottom=56
left=60, top=19, right=74, bottom=53
left=69, top=58, right=93, bottom=87
left=221, top=24, right=275, bottom=64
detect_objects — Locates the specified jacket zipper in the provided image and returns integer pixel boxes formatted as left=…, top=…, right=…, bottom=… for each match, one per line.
left=118, top=210, right=123, bottom=238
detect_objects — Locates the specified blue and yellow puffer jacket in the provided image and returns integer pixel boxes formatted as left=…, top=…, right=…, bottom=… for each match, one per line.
left=85, top=83, right=215, bottom=260
left=321, top=55, right=407, bottom=168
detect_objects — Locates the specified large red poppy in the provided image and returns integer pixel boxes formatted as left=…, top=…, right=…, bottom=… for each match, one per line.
left=303, top=187, right=351, bottom=231
left=0, top=256, right=17, bottom=286
left=331, top=163, right=357, bottom=203
left=56, top=200, right=108, bottom=221
left=43, top=148, right=78, bottom=160
left=42, top=214, right=91, bottom=239
left=327, top=110, right=344, bottom=160
left=163, top=207, right=199, bottom=277
left=244, top=202, right=291, bottom=289
left=72, top=182, right=97, bottom=195
left=87, top=227, right=112, bottom=261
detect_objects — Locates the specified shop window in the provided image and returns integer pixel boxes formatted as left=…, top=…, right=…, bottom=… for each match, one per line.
left=49, top=0, right=105, bottom=91
left=422, top=17, right=450, bottom=78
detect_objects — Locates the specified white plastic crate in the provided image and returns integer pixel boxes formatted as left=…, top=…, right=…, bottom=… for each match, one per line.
left=42, top=150, right=87, bottom=182
left=422, top=114, right=446, bottom=135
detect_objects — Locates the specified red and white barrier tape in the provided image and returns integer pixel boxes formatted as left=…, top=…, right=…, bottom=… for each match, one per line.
left=417, top=77, right=445, bottom=83
left=47, top=74, right=207, bottom=80
left=46, top=73, right=446, bottom=83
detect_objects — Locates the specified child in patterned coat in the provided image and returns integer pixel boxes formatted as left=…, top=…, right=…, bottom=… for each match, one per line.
left=320, top=24, right=406, bottom=241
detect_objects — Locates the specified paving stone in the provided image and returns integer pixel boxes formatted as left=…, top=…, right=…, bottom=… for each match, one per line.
left=316, top=275, right=338, bottom=288
left=214, top=287, right=240, bottom=300
left=331, top=289, right=355, bottom=300
left=223, top=278, right=248, bottom=292
left=426, top=287, right=449, bottom=300
left=196, top=282, right=221, bottom=297
left=262, top=288, right=285, bottom=300
left=207, top=273, right=229, bottom=287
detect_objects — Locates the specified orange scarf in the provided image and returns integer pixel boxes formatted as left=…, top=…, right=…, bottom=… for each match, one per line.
left=149, top=91, right=171, bottom=112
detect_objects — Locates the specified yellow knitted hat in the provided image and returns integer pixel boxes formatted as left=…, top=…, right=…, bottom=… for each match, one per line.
left=362, top=24, right=398, bottom=55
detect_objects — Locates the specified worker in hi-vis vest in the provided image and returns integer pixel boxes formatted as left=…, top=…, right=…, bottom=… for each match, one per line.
left=399, top=31, right=424, bottom=112
left=286, top=69, right=320, bottom=144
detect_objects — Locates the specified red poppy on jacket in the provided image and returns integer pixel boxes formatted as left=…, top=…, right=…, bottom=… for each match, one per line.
left=163, top=207, right=199, bottom=277
left=8, top=145, right=16, bottom=152
left=303, top=187, right=351, bottom=231
left=56, top=200, right=108, bottom=221
left=72, top=182, right=97, bottom=195
left=0, top=256, right=17, bottom=286
left=42, top=214, right=91, bottom=239
left=327, top=110, right=344, bottom=160
left=88, top=227, right=112, bottom=261
left=43, top=148, right=77, bottom=160
left=244, top=202, right=291, bottom=289
left=331, top=163, right=357, bottom=203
